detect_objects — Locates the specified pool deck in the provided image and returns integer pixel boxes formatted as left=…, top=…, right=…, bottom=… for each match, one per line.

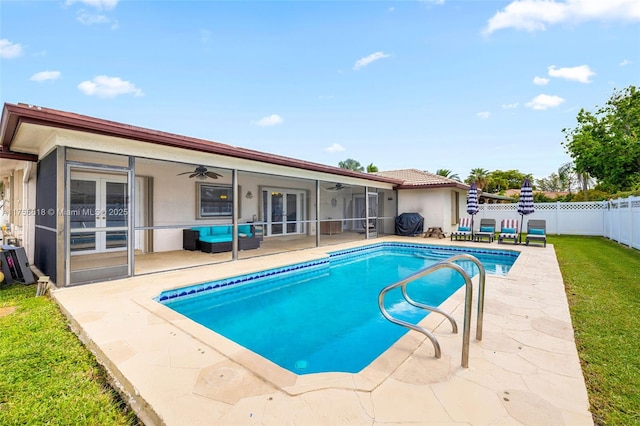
left=52, top=236, right=593, bottom=425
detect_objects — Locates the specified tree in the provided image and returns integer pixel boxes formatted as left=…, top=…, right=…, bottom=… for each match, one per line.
left=466, top=168, right=489, bottom=190
left=487, top=170, right=531, bottom=192
left=366, top=163, right=378, bottom=173
left=558, top=161, right=594, bottom=193
left=435, top=169, right=460, bottom=181
left=536, top=173, right=565, bottom=192
left=562, top=85, right=640, bottom=191
left=338, top=158, right=364, bottom=172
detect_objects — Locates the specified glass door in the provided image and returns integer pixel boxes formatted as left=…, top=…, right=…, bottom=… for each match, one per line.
left=270, top=191, right=284, bottom=235
left=68, top=169, right=129, bottom=284
left=262, top=188, right=305, bottom=236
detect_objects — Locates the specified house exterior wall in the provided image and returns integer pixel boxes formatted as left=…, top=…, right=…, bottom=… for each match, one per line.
left=397, top=188, right=467, bottom=233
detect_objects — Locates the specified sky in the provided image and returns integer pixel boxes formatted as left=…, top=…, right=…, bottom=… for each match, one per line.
left=1, top=0, right=639, bottom=181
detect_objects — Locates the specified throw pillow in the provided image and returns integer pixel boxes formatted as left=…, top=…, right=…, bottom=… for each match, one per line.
left=529, top=228, right=544, bottom=235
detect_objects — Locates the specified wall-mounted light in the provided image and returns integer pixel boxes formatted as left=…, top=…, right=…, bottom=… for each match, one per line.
left=331, top=198, right=337, bottom=207
left=220, top=194, right=228, bottom=200
left=245, top=191, right=253, bottom=199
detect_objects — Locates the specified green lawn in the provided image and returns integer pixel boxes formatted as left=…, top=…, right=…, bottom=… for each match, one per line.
left=550, top=235, right=640, bottom=426
left=0, top=283, right=139, bottom=425
left=0, top=236, right=638, bottom=425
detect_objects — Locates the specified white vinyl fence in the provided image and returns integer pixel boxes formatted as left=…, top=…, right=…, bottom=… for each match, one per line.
left=476, top=195, right=640, bottom=250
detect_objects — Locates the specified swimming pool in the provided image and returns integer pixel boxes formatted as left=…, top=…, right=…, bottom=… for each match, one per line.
left=156, top=243, right=518, bottom=374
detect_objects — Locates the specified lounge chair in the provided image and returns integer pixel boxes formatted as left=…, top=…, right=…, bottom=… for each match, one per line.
left=474, top=218, right=496, bottom=243
left=498, top=219, right=519, bottom=244
left=526, top=219, right=547, bottom=247
left=451, top=217, right=473, bottom=241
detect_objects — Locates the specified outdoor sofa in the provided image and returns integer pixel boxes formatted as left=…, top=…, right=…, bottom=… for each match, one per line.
left=183, top=224, right=261, bottom=253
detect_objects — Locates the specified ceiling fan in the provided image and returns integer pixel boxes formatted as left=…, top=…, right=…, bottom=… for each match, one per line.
left=325, top=183, right=346, bottom=191
left=177, top=165, right=223, bottom=180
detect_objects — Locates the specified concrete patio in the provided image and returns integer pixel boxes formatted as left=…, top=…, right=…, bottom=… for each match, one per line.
left=52, top=236, right=593, bottom=425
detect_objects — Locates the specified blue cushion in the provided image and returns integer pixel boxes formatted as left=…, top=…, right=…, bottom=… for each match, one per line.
left=502, top=227, right=516, bottom=234
left=212, top=226, right=231, bottom=235
left=200, top=235, right=232, bottom=243
left=238, top=224, right=251, bottom=235
left=529, top=228, right=545, bottom=235
left=480, top=226, right=494, bottom=232
left=192, top=226, right=210, bottom=237
left=458, top=226, right=470, bottom=232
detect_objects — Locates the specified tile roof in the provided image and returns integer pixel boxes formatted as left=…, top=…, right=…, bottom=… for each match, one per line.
left=375, top=168, right=468, bottom=189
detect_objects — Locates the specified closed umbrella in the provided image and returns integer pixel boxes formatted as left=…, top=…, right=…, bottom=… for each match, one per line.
left=517, top=178, right=535, bottom=243
left=467, top=182, right=479, bottom=239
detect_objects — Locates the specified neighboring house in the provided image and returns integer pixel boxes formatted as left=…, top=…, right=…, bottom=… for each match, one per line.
left=375, top=169, right=470, bottom=232
left=0, top=103, right=402, bottom=287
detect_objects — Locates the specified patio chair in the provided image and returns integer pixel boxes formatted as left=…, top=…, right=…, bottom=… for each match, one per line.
left=450, top=217, right=473, bottom=241
left=526, top=219, right=547, bottom=247
left=498, top=219, right=519, bottom=244
left=474, top=218, right=496, bottom=243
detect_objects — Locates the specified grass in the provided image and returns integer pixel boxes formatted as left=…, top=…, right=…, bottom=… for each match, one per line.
left=0, top=283, right=139, bottom=425
left=0, top=236, right=638, bottom=425
left=550, top=235, right=640, bottom=426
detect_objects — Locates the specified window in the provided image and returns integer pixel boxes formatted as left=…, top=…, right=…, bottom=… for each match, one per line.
left=197, top=183, right=234, bottom=218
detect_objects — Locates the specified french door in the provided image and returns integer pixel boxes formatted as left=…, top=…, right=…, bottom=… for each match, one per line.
left=262, top=189, right=305, bottom=236
left=68, top=168, right=130, bottom=284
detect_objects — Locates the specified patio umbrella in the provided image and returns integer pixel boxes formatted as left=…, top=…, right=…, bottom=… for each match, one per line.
left=466, top=182, right=479, bottom=238
left=517, top=178, right=535, bottom=243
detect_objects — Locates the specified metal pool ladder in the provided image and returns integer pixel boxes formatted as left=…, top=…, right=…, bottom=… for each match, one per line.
left=378, top=253, right=486, bottom=368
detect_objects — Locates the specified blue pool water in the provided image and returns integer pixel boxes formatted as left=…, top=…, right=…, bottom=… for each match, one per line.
left=157, top=243, right=518, bottom=375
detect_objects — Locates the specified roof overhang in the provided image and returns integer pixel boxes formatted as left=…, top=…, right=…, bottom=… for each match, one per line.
left=396, top=182, right=470, bottom=191
left=0, top=102, right=403, bottom=187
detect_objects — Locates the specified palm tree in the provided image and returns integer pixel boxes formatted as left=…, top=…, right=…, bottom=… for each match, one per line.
left=467, top=168, right=489, bottom=190
left=338, top=158, right=364, bottom=172
left=366, top=163, right=379, bottom=173
left=435, top=169, right=460, bottom=181
left=559, top=162, right=594, bottom=192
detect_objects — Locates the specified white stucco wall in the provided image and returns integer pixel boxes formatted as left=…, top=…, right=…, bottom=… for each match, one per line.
left=397, top=188, right=467, bottom=233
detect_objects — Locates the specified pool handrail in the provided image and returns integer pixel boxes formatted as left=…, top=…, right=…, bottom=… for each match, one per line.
left=378, top=253, right=486, bottom=368
left=442, top=253, right=487, bottom=341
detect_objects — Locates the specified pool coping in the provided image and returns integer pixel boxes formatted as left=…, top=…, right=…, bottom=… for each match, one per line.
left=52, top=236, right=594, bottom=425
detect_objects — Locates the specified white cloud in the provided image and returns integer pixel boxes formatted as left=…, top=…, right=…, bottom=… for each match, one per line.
left=477, top=111, right=491, bottom=119
left=484, top=0, right=640, bottom=34
left=0, top=39, right=23, bottom=59
left=620, top=59, right=632, bottom=66
left=252, top=114, right=283, bottom=127
left=548, top=64, right=595, bottom=83
left=525, top=94, right=565, bottom=110
left=502, top=102, right=519, bottom=109
left=353, top=51, right=391, bottom=71
left=66, top=0, right=119, bottom=11
left=325, top=143, right=345, bottom=153
left=533, top=76, right=549, bottom=85
left=77, top=75, right=143, bottom=98
left=30, top=71, right=61, bottom=82
left=76, top=10, right=118, bottom=28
